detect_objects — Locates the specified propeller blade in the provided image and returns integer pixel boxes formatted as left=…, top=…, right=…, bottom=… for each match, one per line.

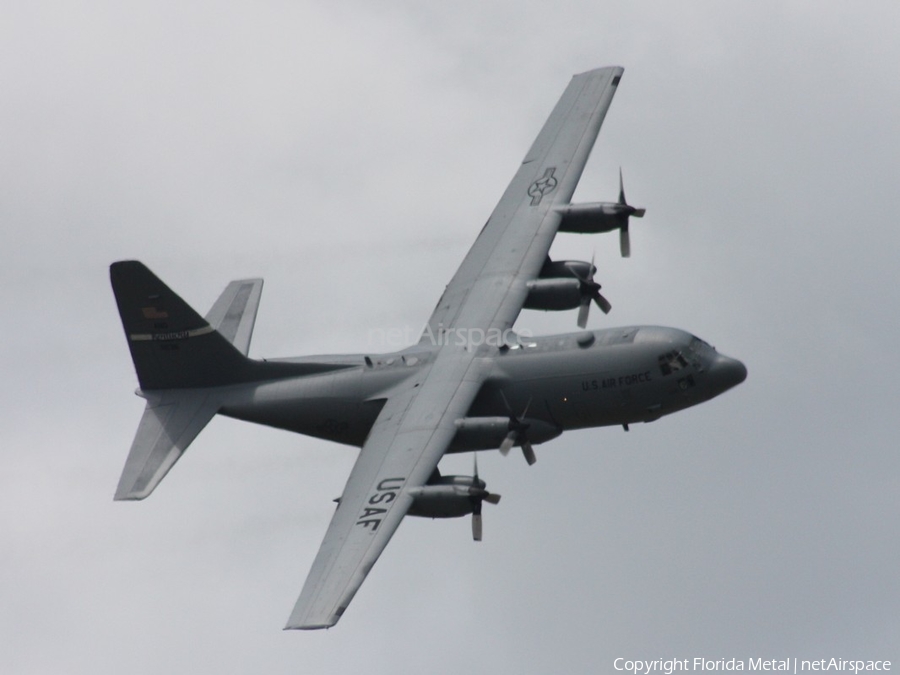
left=593, top=291, right=612, bottom=315
left=498, top=393, right=536, bottom=465
left=521, top=396, right=533, bottom=419
left=620, top=226, right=631, bottom=258
left=499, top=390, right=513, bottom=415
left=469, top=451, right=498, bottom=540
left=522, top=441, right=537, bottom=466
left=577, top=297, right=591, bottom=328
left=472, top=512, right=483, bottom=541
left=617, top=170, right=643, bottom=256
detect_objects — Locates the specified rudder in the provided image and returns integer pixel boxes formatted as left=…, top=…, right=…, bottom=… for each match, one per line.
left=204, top=277, right=264, bottom=356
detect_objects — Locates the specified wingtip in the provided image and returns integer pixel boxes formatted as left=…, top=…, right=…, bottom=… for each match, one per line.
left=284, top=603, right=341, bottom=631
left=113, top=492, right=146, bottom=502
left=114, top=481, right=151, bottom=501
left=283, top=620, right=336, bottom=631
left=574, top=65, right=624, bottom=78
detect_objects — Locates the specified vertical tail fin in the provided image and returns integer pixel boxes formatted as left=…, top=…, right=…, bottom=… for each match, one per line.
left=110, top=261, right=260, bottom=390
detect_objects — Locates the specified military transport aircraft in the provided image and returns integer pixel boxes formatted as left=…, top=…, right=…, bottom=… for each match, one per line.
left=111, top=66, right=746, bottom=630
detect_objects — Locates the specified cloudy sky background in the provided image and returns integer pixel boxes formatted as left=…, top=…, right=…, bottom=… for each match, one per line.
left=3, top=1, right=899, bottom=673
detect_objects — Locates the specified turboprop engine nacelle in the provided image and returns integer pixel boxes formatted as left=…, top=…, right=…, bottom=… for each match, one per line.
left=407, top=476, right=488, bottom=519
left=523, top=258, right=612, bottom=326
left=450, top=416, right=562, bottom=452
left=523, top=278, right=582, bottom=311
left=556, top=202, right=629, bottom=234
left=539, top=259, right=594, bottom=280
left=407, top=470, right=501, bottom=541
left=555, top=170, right=646, bottom=258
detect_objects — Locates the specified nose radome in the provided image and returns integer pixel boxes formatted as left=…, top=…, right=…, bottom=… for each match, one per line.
left=712, top=354, right=747, bottom=390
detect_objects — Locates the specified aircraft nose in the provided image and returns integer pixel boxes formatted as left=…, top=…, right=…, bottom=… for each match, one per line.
left=710, top=354, right=747, bottom=391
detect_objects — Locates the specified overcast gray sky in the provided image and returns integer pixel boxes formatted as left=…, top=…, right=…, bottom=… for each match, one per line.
left=3, top=1, right=899, bottom=673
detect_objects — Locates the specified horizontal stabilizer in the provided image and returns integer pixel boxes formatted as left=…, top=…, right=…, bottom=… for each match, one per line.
left=205, top=278, right=263, bottom=356
left=115, top=390, right=220, bottom=500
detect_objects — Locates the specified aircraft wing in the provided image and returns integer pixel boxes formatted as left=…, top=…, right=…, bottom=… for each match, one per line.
left=421, top=65, right=624, bottom=340
left=287, top=66, right=624, bottom=629
left=285, top=352, right=488, bottom=629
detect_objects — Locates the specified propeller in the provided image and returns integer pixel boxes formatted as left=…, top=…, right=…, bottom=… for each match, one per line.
left=616, top=168, right=645, bottom=258
left=571, top=253, right=612, bottom=329
left=470, top=453, right=501, bottom=541
left=498, top=392, right=537, bottom=465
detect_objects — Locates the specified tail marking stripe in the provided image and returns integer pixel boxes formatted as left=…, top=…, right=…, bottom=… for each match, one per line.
left=129, top=325, right=216, bottom=342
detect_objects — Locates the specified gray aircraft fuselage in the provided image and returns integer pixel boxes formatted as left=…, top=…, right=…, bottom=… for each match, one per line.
left=219, top=325, right=746, bottom=452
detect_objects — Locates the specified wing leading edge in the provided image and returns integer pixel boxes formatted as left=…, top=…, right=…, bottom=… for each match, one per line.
left=287, top=67, right=624, bottom=629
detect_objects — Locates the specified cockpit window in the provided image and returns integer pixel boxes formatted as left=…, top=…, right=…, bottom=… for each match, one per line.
left=689, top=337, right=713, bottom=353
left=658, top=350, right=688, bottom=376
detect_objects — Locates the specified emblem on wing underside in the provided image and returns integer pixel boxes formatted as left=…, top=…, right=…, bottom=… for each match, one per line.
left=527, top=167, right=558, bottom=206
